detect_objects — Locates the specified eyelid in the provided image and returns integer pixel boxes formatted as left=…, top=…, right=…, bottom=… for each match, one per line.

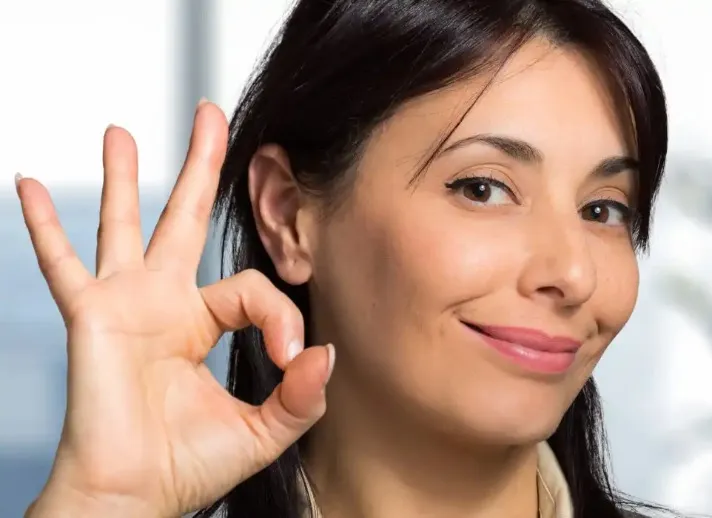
left=444, top=169, right=521, bottom=201
left=580, top=193, right=631, bottom=214
left=582, top=186, right=632, bottom=206
left=581, top=197, right=633, bottom=226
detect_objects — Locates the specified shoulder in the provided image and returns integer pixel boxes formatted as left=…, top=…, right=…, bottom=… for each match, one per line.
left=620, top=510, right=647, bottom=518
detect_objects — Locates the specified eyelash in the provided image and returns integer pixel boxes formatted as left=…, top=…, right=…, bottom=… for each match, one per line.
left=584, top=197, right=633, bottom=225
left=445, top=175, right=517, bottom=201
left=444, top=175, right=633, bottom=225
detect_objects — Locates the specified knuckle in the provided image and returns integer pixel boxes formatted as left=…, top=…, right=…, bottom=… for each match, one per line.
left=39, top=252, right=74, bottom=279
left=96, top=215, right=141, bottom=241
left=238, top=268, right=268, bottom=287
left=35, top=216, right=61, bottom=236
left=281, top=300, right=302, bottom=330
left=162, top=201, right=206, bottom=230
left=235, top=269, right=300, bottom=330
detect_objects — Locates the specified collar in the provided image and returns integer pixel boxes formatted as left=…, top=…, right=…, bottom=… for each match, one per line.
left=536, top=441, right=574, bottom=518
left=300, top=441, right=573, bottom=518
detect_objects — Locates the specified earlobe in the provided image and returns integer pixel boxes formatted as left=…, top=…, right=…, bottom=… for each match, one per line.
left=248, top=144, right=314, bottom=286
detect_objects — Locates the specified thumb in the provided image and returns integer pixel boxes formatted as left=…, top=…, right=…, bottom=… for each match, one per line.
left=244, top=344, right=335, bottom=464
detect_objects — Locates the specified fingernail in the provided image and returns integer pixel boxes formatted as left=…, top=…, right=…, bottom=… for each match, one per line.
left=325, top=343, right=336, bottom=384
left=198, top=97, right=209, bottom=107
left=286, top=339, right=303, bottom=363
left=14, top=172, right=23, bottom=193
left=106, top=123, right=117, bottom=129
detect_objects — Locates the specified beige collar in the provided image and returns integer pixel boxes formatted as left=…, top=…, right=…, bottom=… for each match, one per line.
left=536, top=441, right=574, bottom=518
left=300, top=441, right=573, bottom=518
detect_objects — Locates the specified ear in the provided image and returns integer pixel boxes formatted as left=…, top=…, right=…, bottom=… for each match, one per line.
left=248, top=144, right=315, bottom=285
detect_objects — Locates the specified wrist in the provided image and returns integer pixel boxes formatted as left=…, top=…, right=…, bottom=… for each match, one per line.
left=26, top=479, right=161, bottom=518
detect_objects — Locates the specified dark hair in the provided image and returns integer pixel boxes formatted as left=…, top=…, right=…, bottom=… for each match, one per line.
left=197, top=1, right=669, bottom=517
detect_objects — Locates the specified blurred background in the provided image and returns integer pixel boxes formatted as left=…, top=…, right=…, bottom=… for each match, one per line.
left=0, top=0, right=710, bottom=516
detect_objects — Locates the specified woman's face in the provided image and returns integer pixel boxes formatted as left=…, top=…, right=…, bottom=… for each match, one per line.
left=301, top=39, right=638, bottom=444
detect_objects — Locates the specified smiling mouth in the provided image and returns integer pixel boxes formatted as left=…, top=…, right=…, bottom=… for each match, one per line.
left=461, top=321, right=579, bottom=374
left=464, top=323, right=491, bottom=336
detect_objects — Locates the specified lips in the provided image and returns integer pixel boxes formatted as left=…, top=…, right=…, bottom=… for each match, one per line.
left=463, top=323, right=582, bottom=353
left=461, top=321, right=582, bottom=374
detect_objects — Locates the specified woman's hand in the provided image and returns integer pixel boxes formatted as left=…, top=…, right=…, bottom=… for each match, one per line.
left=20, top=100, right=334, bottom=518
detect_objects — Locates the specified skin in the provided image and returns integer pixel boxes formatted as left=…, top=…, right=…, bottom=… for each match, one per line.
left=252, top=38, right=638, bottom=518
left=21, top=103, right=334, bottom=518
left=21, top=38, right=637, bottom=518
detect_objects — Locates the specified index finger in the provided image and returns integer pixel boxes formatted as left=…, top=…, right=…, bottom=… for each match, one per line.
left=199, top=269, right=305, bottom=368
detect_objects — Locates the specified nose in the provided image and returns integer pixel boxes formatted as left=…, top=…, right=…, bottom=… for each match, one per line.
left=517, top=211, right=597, bottom=309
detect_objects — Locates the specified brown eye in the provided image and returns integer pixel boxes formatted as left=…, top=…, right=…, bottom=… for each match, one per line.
left=580, top=201, right=630, bottom=226
left=444, top=176, right=516, bottom=206
left=582, top=204, right=610, bottom=222
left=463, top=181, right=492, bottom=202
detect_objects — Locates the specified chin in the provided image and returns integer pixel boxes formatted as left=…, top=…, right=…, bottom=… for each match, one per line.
left=419, top=380, right=571, bottom=448
left=467, top=412, right=564, bottom=447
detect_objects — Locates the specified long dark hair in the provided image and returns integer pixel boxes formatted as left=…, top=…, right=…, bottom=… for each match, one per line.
left=197, top=1, right=668, bottom=517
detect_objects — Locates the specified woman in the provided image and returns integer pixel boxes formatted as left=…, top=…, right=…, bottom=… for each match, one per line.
left=20, top=0, right=673, bottom=517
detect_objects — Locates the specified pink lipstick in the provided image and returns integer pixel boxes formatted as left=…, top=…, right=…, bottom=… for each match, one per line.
left=462, top=322, right=581, bottom=374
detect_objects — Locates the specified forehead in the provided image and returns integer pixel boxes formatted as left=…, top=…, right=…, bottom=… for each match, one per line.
left=458, top=39, right=629, bottom=159
left=367, top=38, right=630, bottom=174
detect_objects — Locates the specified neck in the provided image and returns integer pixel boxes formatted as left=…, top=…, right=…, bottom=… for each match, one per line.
left=302, top=374, right=541, bottom=518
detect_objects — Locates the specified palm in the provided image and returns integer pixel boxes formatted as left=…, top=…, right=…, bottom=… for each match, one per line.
left=18, top=102, right=333, bottom=517
left=69, top=272, right=210, bottom=361
left=64, top=272, right=259, bottom=512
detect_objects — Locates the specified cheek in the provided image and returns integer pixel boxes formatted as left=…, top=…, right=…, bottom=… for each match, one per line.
left=348, top=203, right=528, bottom=320
left=575, top=242, right=639, bottom=380
left=592, top=242, right=639, bottom=337
left=379, top=200, right=531, bottom=303
left=312, top=193, right=528, bottom=360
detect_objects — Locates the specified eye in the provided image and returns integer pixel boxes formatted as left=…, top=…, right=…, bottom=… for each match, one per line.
left=580, top=200, right=630, bottom=226
left=445, top=176, right=516, bottom=206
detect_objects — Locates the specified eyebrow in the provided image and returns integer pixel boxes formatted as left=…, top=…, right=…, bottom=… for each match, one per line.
left=436, top=133, right=639, bottom=178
